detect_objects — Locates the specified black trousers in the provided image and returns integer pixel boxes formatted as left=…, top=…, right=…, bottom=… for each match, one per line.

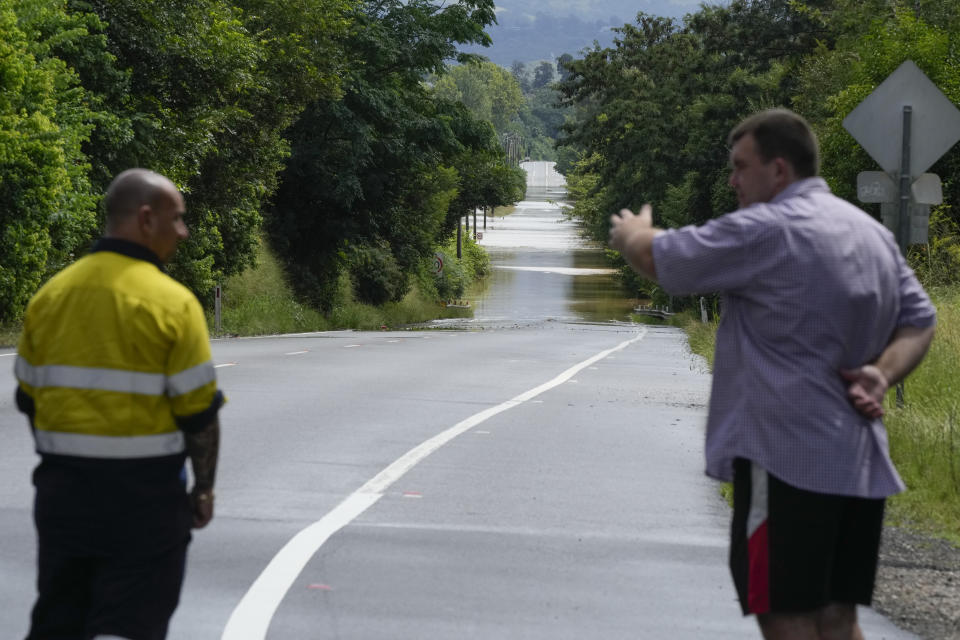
left=28, top=458, right=193, bottom=640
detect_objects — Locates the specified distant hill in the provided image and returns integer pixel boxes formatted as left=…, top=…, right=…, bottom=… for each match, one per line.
left=461, top=0, right=720, bottom=67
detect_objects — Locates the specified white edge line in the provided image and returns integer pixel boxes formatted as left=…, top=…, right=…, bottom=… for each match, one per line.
left=0, top=353, right=17, bottom=357
left=214, top=363, right=236, bottom=369
left=220, top=327, right=647, bottom=640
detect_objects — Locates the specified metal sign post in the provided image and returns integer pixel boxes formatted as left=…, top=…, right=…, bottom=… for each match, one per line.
left=897, top=106, right=912, bottom=257
left=214, top=284, right=222, bottom=334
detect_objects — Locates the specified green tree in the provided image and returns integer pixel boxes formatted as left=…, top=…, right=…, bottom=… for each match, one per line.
left=267, top=0, right=499, bottom=309
left=54, top=0, right=353, bottom=299
left=0, top=0, right=103, bottom=321
left=557, top=0, right=832, bottom=303
left=532, top=60, right=555, bottom=88
left=433, top=60, right=525, bottom=133
left=793, top=2, right=960, bottom=283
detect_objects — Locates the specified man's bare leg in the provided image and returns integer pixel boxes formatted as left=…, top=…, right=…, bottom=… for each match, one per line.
left=816, top=604, right=863, bottom=640
left=758, top=612, right=819, bottom=640
left=757, top=604, right=863, bottom=640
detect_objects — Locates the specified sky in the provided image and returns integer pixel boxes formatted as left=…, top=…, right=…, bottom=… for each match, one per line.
left=463, top=0, right=729, bottom=66
left=492, top=0, right=719, bottom=23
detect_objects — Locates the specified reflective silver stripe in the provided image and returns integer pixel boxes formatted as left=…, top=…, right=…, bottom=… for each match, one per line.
left=15, top=358, right=216, bottom=397
left=14, top=356, right=33, bottom=385
left=747, top=462, right=769, bottom=538
left=15, top=360, right=165, bottom=394
left=167, top=361, right=216, bottom=396
left=34, top=430, right=185, bottom=458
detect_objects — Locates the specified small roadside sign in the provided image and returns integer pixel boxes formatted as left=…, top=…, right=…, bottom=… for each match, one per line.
left=433, top=252, right=444, bottom=276
left=857, top=171, right=942, bottom=205
left=911, top=173, right=943, bottom=205
left=856, top=171, right=896, bottom=203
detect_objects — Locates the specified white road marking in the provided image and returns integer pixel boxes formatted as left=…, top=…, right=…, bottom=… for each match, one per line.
left=344, top=344, right=361, bottom=348
left=0, top=353, right=17, bottom=357
left=285, top=350, right=309, bottom=355
left=214, top=363, right=237, bottom=369
left=220, top=328, right=648, bottom=640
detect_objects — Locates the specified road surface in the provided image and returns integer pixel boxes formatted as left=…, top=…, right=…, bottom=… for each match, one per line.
left=0, top=164, right=916, bottom=639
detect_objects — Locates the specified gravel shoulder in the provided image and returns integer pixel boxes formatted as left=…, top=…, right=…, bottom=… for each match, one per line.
left=874, top=523, right=960, bottom=639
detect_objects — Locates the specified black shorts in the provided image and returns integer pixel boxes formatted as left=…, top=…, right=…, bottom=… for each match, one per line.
left=729, top=458, right=885, bottom=616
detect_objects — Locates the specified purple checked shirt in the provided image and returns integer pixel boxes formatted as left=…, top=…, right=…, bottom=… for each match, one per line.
left=653, top=178, right=936, bottom=498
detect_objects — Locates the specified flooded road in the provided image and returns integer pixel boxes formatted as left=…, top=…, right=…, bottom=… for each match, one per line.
left=453, top=162, right=637, bottom=328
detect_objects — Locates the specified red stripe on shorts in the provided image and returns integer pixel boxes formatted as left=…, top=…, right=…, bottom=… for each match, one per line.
left=748, top=519, right=771, bottom=614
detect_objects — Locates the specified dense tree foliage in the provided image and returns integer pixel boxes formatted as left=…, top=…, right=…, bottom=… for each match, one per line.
left=1, top=0, right=534, bottom=320
left=433, top=61, right=525, bottom=132
left=0, top=0, right=101, bottom=321
left=265, top=0, right=522, bottom=309
left=557, top=0, right=960, bottom=302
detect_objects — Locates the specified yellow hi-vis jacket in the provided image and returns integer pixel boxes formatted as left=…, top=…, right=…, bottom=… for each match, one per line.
left=15, top=239, right=223, bottom=459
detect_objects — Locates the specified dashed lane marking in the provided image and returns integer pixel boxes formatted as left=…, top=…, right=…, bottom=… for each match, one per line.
left=220, top=327, right=648, bottom=640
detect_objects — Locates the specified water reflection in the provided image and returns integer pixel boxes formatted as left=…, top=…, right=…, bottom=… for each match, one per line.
left=434, top=173, right=637, bottom=329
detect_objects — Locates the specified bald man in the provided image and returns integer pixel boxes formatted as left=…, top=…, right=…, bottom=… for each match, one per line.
left=15, top=169, right=224, bottom=640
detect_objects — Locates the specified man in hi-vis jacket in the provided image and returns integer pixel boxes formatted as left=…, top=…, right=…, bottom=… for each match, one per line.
left=15, top=169, right=224, bottom=640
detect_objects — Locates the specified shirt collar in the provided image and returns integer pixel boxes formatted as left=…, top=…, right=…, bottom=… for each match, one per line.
left=92, top=237, right=164, bottom=269
left=770, top=176, right=830, bottom=205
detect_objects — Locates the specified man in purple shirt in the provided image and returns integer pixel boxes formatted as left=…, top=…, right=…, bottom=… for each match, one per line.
left=609, top=109, right=936, bottom=640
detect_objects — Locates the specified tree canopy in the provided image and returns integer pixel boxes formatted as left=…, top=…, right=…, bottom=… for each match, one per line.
left=0, top=0, right=534, bottom=321
left=557, top=0, right=960, bottom=300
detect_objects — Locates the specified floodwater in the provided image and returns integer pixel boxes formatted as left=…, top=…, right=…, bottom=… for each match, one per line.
left=437, top=163, right=638, bottom=329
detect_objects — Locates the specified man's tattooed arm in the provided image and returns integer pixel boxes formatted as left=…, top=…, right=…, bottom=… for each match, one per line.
left=185, top=417, right=220, bottom=528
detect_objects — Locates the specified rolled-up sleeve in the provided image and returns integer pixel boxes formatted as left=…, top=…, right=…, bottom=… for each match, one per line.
left=653, top=207, right=768, bottom=295
left=167, top=297, right=225, bottom=431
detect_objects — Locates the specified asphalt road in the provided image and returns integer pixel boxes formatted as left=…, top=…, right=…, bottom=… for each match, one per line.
left=0, top=166, right=918, bottom=639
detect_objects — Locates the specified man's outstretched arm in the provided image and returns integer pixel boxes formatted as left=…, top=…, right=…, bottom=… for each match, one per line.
left=608, top=204, right=663, bottom=281
left=841, top=325, right=936, bottom=418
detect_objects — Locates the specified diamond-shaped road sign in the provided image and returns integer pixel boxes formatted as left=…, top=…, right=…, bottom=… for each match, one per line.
left=843, top=60, right=960, bottom=175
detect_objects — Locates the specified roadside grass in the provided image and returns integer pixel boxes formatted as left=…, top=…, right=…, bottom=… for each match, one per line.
left=492, top=205, right=517, bottom=217
left=0, top=324, right=19, bottom=348
left=3, top=236, right=478, bottom=346
left=213, top=240, right=330, bottom=335
left=675, top=289, right=960, bottom=543
left=883, top=285, right=960, bottom=543
left=212, top=236, right=473, bottom=336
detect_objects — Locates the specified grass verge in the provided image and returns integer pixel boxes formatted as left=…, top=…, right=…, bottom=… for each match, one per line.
left=883, top=285, right=960, bottom=544
left=210, top=236, right=474, bottom=336
left=0, top=324, right=19, bottom=348
left=674, top=290, right=960, bottom=542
